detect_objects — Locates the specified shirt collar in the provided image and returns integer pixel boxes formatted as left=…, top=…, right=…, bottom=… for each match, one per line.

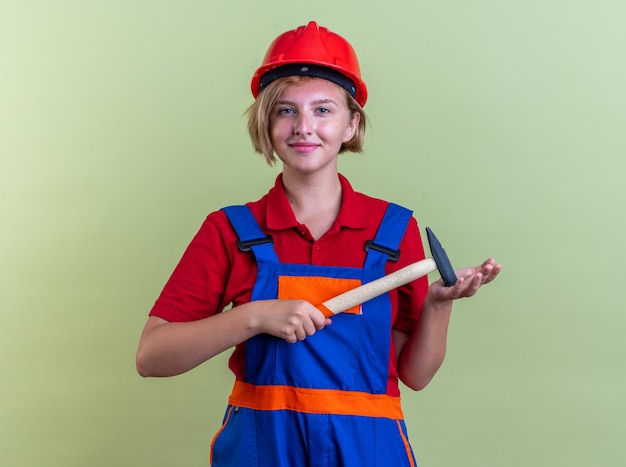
left=266, top=173, right=369, bottom=231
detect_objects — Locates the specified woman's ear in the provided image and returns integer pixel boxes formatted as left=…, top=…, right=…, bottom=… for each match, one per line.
left=343, top=111, right=360, bottom=143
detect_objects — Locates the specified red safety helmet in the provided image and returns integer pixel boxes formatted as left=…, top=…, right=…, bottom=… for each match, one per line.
left=251, top=21, right=368, bottom=107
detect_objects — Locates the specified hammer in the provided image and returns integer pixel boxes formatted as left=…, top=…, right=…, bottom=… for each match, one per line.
left=318, top=228, right=457, bottom=316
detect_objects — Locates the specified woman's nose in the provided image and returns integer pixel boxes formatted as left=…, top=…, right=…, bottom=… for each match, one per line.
left=294, top=113, right=312, bottom=135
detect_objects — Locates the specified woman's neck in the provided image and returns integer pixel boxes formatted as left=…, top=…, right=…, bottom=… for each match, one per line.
left=282, top=171, right=343, bottom=240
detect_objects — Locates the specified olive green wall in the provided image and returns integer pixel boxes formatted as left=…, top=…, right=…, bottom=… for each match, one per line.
left=2, top=1, right=625, bottom=466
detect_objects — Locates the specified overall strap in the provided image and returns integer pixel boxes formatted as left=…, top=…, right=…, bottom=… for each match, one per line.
left=364, top=202, right=413, bottom=270
left=222, top=205, right=279, bottom=264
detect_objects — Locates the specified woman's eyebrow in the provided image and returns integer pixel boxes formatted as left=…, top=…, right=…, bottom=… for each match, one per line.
left=276, top=98, right=339, bottom=106
left=312, top=99, right=338, bottom=106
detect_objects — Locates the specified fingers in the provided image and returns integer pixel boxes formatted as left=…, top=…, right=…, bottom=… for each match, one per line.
left=463, top=258, right=502, bottom=285
left=429, top=257, right=501, bottom=302
left=274, top=300, right=329, bottom=344
left=477, top=258, right=502, bottom=285
left=438, top=273, right=481, bottom=300
left=460, top=272, right=484, bottom=298
left=454, top=261, right=500, bottom=298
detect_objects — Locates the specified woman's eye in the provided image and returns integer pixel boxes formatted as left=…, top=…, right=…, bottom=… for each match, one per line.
left=278, top=107, right=295, bottom=115
left=317, top=107, right=330, bottom=114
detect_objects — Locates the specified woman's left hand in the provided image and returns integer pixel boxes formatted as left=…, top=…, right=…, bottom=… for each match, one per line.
left=428, top=258, right=502, bottom=303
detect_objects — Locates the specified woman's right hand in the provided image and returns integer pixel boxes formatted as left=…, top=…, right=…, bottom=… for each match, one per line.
left=253, top=300, right=331, bottom=343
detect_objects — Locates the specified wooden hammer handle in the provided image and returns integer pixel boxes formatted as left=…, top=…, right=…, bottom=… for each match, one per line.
left=320, top=258, right=437, bottom=315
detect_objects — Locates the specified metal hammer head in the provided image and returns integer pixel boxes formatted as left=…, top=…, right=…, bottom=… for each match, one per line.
left=426, top=227, right=458, bottom=287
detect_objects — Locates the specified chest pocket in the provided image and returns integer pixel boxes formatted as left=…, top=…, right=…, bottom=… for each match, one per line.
left=278, top=274, right=363, bottom=315
left=222, top=203, right=412, bottom=394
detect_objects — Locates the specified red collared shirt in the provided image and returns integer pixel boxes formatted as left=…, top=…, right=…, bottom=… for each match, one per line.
left=150, top=174, right=427, bottom=395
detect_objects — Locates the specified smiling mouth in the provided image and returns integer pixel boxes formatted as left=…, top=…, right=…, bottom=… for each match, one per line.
left=290, top=143, right=319, bottom=153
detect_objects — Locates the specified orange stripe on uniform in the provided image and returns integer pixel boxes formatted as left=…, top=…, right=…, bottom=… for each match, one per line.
left=210, top=405, right=235, bottom=465
left=396, top=420, right=415, bottom=467
left=228, top=381, right=404, bottom=419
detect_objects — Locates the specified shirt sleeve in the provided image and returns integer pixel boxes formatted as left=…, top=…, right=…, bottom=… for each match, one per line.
left=149, top=212, right=232, bottom=322
left=393, top=217, right=428, bottom=334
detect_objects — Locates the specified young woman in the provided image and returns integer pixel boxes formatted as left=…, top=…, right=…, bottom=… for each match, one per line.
left=136, top=21, right=501, bottom=466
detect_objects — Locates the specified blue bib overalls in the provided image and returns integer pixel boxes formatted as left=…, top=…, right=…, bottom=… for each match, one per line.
left=210, top=203, right=418, bottom=467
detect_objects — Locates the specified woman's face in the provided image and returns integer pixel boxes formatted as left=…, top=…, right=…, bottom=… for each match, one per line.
left=269, top=78, right=359, bottom=177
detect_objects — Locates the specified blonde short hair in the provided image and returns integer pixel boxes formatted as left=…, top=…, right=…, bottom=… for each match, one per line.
left=246, top=76, right=367, bottom=165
